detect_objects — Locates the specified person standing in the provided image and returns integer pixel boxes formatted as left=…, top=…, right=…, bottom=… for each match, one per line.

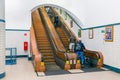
left=69, top=35, right=76, bottom=52
left=74, top=40, right=85, bottom=66
left=54, top=16, right=59, bottom=27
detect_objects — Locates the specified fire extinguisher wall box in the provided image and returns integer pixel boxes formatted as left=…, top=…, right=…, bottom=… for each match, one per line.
left=24, top=42, right=28, bottom=51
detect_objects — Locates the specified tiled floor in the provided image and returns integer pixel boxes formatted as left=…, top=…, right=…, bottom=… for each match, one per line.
left=2, top=58, right=120, bottom=80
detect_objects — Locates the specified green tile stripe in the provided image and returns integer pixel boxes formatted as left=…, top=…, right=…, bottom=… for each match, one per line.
left=0, top=72, right=5, bottom=79
left=6, top=55, right=28, bottom=58
left=0, top=19, right=5, bottom=23
left=104, top=64, right=120, bottom=73
left=6, top=29, right=30, bottom=31
left=82, top=23, right=120, bottom=30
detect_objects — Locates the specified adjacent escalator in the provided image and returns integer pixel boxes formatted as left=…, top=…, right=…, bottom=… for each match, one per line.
left=47, top=7, right=103, bottom=69
left=56, top=27, right=69, bottom=50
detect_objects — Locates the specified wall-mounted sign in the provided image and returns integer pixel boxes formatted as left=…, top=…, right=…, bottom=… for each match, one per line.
left=101, top=30, right=105, bottom=33
left=70, top=20, right=73, bottom=28
left=60, top=9, right=62, bottom=14
left=78, top=29, right=81, bottom=38
left=105, top=26, right=114, bottom=42
left=89, top=29, right=94, bottom=39
left=65, top=12, right=67, bottom=20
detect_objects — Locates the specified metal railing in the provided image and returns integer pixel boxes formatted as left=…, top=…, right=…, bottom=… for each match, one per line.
left=5, top=48, right=17, bottom=65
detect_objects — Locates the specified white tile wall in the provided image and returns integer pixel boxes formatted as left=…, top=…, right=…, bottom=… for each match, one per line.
left=0, top=23, right=5, bottom=74
left=6, top=30, right=30, bottom=56
left=82, top=26, right=120, bottom=69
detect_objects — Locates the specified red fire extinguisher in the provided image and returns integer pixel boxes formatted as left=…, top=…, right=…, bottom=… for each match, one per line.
left=24, top=42, right=28, bottom=51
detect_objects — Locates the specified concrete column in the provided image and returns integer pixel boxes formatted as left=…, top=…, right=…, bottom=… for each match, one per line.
left=0, top=0, right=5, bottom=79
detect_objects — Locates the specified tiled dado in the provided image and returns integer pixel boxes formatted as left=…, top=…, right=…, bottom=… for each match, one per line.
left=0, top=19, right=5, bottom=23
left=0, top=22, right=5, bottom=79
left=0, top=73, right=5, bottom=79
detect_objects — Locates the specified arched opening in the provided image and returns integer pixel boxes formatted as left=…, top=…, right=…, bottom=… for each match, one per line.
left=31, top=6, right=103, bottom=73
left=31, top=4, right=83, bottom=28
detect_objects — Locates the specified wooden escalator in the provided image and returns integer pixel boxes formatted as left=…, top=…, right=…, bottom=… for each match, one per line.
left=32, top=10, right=61, bottom=71
left=50, top=7, right=104, bottom=68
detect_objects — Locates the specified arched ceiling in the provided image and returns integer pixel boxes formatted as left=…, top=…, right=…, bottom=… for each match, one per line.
left=31, top=4, right=83, bottom=28
left=5, top=0, right=120, bottom=29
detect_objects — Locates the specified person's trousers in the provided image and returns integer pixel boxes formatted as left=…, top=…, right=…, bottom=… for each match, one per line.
left=76, top=51, right=85, bottom=64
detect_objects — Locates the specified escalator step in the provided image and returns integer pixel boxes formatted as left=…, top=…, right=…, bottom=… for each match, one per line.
left=37, top=40, right=48, bottom=42
left=43, top=56, right=54, bottom=59
left=37, top=42, right=50, bottom=45
left=44, top=59, right=55, bottom=62
left=42, top=53, right=53, bottom=56
left=45, top=62, right=56, bottom=65
left=39, top=49, right=52, bottom=51
left=38, top=45, right=50, bottom=47
left=39, top=47, right=51, bottom=50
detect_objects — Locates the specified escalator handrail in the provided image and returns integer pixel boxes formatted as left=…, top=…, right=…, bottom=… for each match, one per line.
left=31, top=10, right=44, bottom=62
left=30, top=26, right=46, bottom=72
left=84, top=49, right=104, bottom=67
left=84, top=49, right=100, bottom=59
left=30, top=27, right=42, bottom=61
